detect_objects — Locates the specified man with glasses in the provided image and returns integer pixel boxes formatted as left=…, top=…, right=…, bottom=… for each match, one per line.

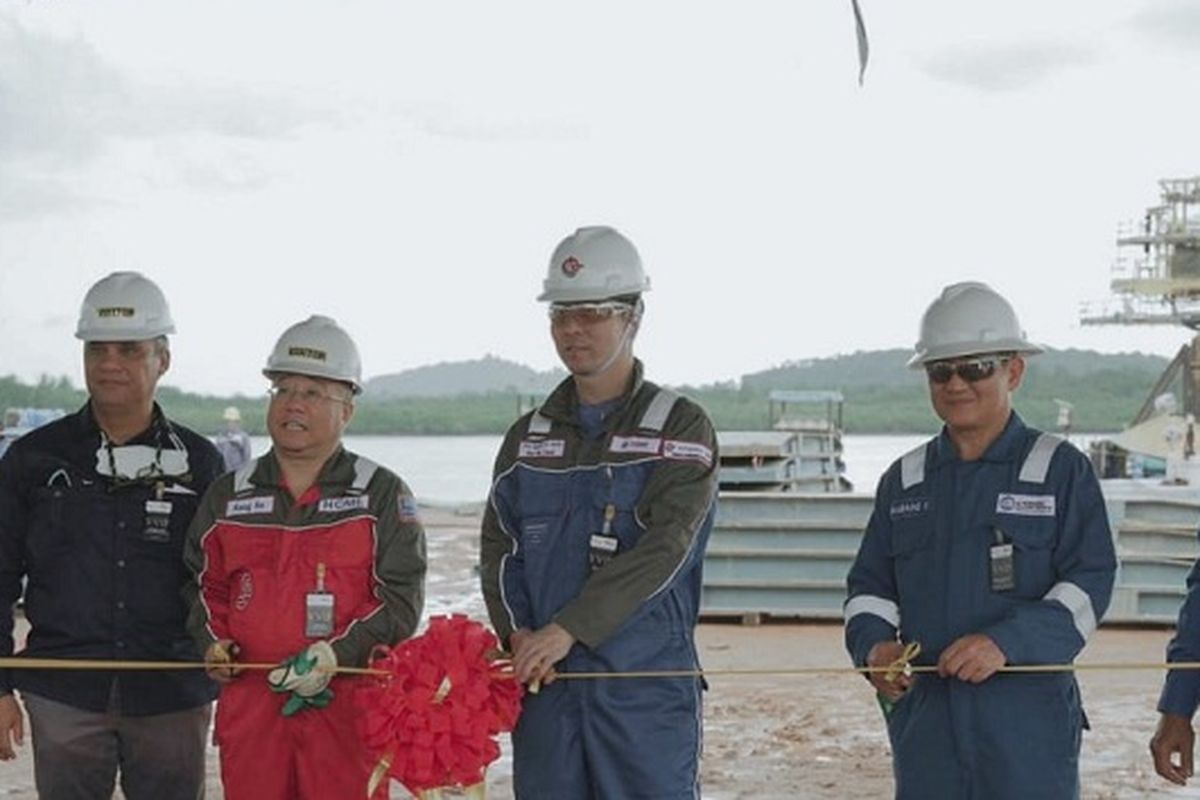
left=481, top=226, right=718, bottom=799
left=843, top=281, right=1116, bottom=800
left=182, top=315, right=426, bottom=799
left=0, top=271, right=223, bottom=799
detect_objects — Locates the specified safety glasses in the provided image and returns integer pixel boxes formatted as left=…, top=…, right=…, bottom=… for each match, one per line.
left=925, top=356, right=1008, bottom=385
left=267, top=385, right=351, bottom=406
left=548, top=301, right=633, bottom=326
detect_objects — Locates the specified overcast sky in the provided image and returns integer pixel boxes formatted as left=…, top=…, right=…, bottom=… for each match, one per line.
left=2, top=0, right=1199, bottom=396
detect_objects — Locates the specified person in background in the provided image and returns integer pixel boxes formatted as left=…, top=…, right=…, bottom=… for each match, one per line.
left=0, top=271, right=222, bottom=799
left=213, top=406, right=252, bottom=472
left=480, top=226, right=718, bottom=799
left=844, top=281, right=1117, bottom=800
left=183, top=315, right=426, bottom=800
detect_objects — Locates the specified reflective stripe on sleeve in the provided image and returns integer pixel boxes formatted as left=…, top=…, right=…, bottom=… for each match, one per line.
left=1019, top=433, right=1064, bottom=485
left=843, top=594, right=901, bottom=628
left=638, top=389, right=679, bottom=432
left=527, top=412, right=552, bottom=435
left=900, top=444, right=926, bottom=489
left=1044, top=581, right=1098, bottom=641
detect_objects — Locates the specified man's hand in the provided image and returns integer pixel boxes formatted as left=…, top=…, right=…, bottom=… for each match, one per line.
left=937, top=633, right=1006, bottom=683
left=0, top=695, right=24, bottom=761
left=866, top=641, right=914, bottom=700
left=1151, top=712, right=1195, bottom=785
left=204, top=639, right=243, bottom=684
left=512, top=623, right=575, bottom=685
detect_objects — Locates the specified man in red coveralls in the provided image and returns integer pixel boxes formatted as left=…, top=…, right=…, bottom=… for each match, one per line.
left=183, top=315, right=427, bottom=799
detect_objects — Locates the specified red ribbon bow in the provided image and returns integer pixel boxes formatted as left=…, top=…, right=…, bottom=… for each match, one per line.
left=356, top=615, right=523, bottom=794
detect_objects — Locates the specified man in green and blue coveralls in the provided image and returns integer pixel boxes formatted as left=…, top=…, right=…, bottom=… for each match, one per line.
left=481, top=226, right=718, bottom=799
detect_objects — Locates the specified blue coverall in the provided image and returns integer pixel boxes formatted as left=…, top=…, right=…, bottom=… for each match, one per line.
left=1159, top=551, right=1200, bottom=718
left=844, top=413, right=1116, bottom=800
left=481, top=364, right=718, bottom=799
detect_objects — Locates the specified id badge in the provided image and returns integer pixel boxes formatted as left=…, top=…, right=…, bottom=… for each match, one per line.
left=990, top=543, right=1015, bottom=592
left=588, top=534, right=619, bottom=573
left=305, top=592, right=334, bottom=638
left=142, top=499, right=173, bottom=543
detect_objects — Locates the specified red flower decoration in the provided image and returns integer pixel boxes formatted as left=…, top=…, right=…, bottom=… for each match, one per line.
left=356, top=615, right=523, bottom=795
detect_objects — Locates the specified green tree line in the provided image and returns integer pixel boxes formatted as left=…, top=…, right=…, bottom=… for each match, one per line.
left=0, top=346, right=1167, bottom=436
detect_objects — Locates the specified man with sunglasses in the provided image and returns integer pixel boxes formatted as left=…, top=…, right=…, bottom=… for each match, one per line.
left=182, top=315, right=426, bottom=800
left=0, top=272, right=224, bottom=799
left=481, top=226, right=718, bottom=799
left=844, top=281, right=1116, bottom=800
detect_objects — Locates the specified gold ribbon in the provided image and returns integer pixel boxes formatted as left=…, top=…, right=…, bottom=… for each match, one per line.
left=883, top=641, right=921, bottom=684
left=11, top=654, right=1200, bottom=678
left=0, top=657, right=385, bottom=675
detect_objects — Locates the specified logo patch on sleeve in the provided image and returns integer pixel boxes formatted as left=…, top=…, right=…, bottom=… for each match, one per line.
left=996, top=493, right=1056, bottom=517
left=318, top=495, right=370, bottom=514
left=609, top=435, right=662, bottom=455
left=518, top=439, right=566, bottom=459
left=662, top=440, right=714, bottom=467
left=889, top=497, right=930, bottom=519
left=398, top=494, right=420, bottom=523
left=225, top=496, right=275, bottom=517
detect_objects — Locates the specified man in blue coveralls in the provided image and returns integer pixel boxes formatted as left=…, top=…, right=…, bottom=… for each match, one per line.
left=844, top=281, right=1117, bottom=800
left=480, top=226, right=718, bottom=799
left=1150, top=529, right=1200, bottom=784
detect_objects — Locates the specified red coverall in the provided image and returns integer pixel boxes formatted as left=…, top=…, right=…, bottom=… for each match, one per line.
left=183, top=449, right=426, bottom=800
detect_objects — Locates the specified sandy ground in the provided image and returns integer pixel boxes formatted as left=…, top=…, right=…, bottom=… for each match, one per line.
left=0, top=508, right=1197, bottom=799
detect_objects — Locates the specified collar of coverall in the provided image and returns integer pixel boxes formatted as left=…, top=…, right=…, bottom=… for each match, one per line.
left=79, top=399, right=169, bottom=445
left=251, top=444, right=355, bottom=491
left=933, top=410, right=1027, bottom=468
left=536, top=357, right=646, bottom=426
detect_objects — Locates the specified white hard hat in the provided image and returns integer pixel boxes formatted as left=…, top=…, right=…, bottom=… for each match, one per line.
left=75, top=271, right=176, bottom=341
left=908, top=281, right=1043, bottom=368
left=222, top=406, right=241, bottom=422
left=263, top=315, right=363, bottom=394
left=538, top=226, right=651, bottom=303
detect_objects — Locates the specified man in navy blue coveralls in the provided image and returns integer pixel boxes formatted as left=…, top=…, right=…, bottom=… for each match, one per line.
left=844, top=281, right=1116, bottom=800
left=1150, top=529, right=1200, bottom=784
left=480, top=226, right=718, bottom=799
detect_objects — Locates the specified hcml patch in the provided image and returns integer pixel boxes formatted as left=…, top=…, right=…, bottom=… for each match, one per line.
left=318, top=495, right=370, bottom=514
left=995, top=493, right=1056, bottom=517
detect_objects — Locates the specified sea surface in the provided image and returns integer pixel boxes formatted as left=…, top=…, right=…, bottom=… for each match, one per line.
left=247, top=432, right=1111, bottom=505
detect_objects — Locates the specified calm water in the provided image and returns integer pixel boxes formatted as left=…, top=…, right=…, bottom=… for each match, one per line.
left=243, top=432, right=1102, bottom=505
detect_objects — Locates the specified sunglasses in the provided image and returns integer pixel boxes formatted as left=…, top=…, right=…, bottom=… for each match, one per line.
left=925, top=356, right=1008, bottom=384
left=548, top=301, right=633, bottom=326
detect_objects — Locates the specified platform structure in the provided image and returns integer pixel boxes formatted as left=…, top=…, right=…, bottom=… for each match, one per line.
left=701, top=482, right=1200, bottom=625
left=716, top=390, right=852, bottom=493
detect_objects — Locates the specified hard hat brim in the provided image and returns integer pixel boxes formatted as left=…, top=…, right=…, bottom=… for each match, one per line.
left=263, top=369, right=363, bottom=395
left=907, top=341, right=1045, bottom=369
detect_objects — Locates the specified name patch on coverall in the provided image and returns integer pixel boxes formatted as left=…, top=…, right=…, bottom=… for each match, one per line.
left=225, top=496, right=275, bottom=517
left=518, top=439, right=566, bottom=458
left=995, top=493, right=1056, bottom=517
left=889, top=498, right=929, bottom=519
